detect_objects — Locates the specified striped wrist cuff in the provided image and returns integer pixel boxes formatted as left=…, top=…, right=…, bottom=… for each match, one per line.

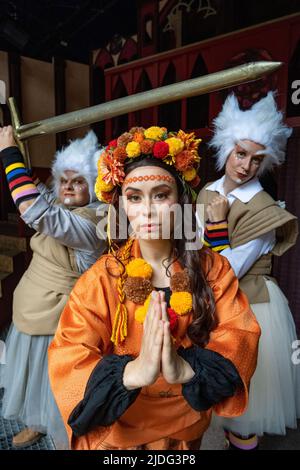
left=204, top=220, right=230, bottom=252
left=2, top=147, right=39, bottom=208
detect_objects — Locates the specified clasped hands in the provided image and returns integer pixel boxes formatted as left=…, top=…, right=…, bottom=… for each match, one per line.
left=123, top=290, right=195, bottom=391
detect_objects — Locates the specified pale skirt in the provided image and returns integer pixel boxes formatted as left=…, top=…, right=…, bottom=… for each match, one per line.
left=0, top=323, right=69, bottom=449
left=216, top=279, right=300, bottom=436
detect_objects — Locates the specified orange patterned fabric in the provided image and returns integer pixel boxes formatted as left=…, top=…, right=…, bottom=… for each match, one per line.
left=123, top=174, right=175, bottom=185
left=48, top=240, right=260, bottom=450
left=96, top=436, right=202, bottom=450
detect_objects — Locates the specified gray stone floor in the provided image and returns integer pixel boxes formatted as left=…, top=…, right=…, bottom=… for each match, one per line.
left=0, top=329, right=54, bottom=450
left=0, top=389, right=55, bottom=450
left=201, top=420, right=300, bottom=450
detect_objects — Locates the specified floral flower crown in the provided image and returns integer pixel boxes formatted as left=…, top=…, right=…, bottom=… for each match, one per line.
left=95, top=126, right=202, bottom=203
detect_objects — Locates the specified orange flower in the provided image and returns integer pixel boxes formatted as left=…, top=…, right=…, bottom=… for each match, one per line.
left=113, top=146, right=127, bottom=162
left=140, top=139, right=154, bottom=154
left=133, top=131, right=144, bottom=143
left=103, top=154, right=125, bottom=185
left=117, top=132, right=133, bottom=147
left=130, top=126, right=145, bottom=134
left=175, top=150, right=195, bottom=172
left=177, top=130, right=201, bottom=152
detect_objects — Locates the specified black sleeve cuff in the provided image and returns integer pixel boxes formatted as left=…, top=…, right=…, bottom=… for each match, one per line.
left=177, top=346, right=243, bottom=411
left=0, top=146, right=24, bottom=167
left=68, top=354, right=141, bottom=437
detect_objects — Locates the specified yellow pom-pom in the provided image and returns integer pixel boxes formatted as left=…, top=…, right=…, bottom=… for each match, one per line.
left=95, top=175, right=114, bottom=192
left=97, top=152, right=106, bottom=171
left=126, top=258, right=153, bottom=279
left=134, top=294, right=151, bottom=323
left=144, top=126, right=165, bottom=141
left=126, top=141, right=141, bottom=158
left=165, top=137, right=184, bottom=156
left=135, top=305, right=147, bottom=323
left=170, top=291, right=193, bottom=315
left=183, top=168, right=197, bottom=182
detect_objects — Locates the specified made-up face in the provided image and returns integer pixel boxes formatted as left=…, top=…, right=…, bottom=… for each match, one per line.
left=225, top=140, right=266, bottom=186
left=121, top=166, right=179, bottom=240
left=58, top=170, right=90, bottom=207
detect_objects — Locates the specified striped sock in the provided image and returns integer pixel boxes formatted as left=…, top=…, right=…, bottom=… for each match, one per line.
left=204, top=220, right=230, bottom=252
left=1, top=146, right=39, bottom=208
left=228, top=432, right=259, bottom=450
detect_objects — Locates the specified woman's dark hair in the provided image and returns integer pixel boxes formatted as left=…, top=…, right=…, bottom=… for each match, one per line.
left=107, top=156, right=216, bottom=347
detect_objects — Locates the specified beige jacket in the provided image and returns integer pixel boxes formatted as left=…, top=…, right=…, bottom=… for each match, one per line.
left=198, top=184, right=298, bottom=303
left=13, top=203, right=101, bottom=335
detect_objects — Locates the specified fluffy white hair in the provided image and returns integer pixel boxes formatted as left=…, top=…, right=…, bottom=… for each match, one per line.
left=52, top=130, right=100, bottom=202
left=209, top=92, right=292, bottom=175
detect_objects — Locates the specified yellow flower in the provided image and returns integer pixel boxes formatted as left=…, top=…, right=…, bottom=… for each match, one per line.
left=126, top=141, right=141, bottom=158
left=165, top=137, right=184, bottom=156
left=170, top=291, right=193, bottom=315
left=183, top=168, right=197, bottom=181
left=126, top=258, right=153, bottom=279
left=163, top=154, right=176, bottom=166
left=144, top=126, right=165, bottom=141
left=95, top=175, right=114, bottom=193
left=97, top=153, right=108, bottom=173
left=135, top=294, right=151, bottom=323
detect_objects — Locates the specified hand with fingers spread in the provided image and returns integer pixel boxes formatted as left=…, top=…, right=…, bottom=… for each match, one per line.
left=159, top=291, right=195, bottom=385
left=123, top=290, right=164, bottom=390
left=206, top=194, right=229, bottom=222
left=0, top=125, right=17, bottom=153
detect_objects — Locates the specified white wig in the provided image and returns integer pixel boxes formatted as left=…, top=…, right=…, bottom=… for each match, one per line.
left=209, top=92, right=292, bottom=175
left=52, top=130, right=100, bottom=202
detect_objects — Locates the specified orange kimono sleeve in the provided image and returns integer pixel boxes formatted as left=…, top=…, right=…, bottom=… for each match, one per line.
left=48, top=260, right=113, bottom=449
left=204, top=251, right=261, bottom=417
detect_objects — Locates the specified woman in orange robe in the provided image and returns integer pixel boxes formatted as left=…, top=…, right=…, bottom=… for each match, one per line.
left=48, top=126, right=261, bottom=450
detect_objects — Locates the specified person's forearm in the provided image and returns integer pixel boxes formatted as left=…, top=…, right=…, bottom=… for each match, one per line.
left=204, top=219, right=230, bottom=252
left=123, top=357, right=149, bottom=390
left=0, top=146, right=39, bottom=213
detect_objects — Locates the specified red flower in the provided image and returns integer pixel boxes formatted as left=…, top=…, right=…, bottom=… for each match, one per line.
left=153, top=141, right=169, bottom=159
left=99, top=190, right=114, bottom=203
left=167, top=308, right=178, bottom=333
left=107, top=139, right=118, bottom=150
left=190, top=175, right=201, bottom=188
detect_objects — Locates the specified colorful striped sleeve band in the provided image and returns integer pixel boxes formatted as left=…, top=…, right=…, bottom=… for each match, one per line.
left=1, top=146, right=39, bottom=208
left=204, top=220, right=230, bottom=252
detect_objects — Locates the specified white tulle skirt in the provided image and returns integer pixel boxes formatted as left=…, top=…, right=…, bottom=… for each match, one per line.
left=0, top=324, right=69, bottom=449
left=217, top=279, right=300, bottom=436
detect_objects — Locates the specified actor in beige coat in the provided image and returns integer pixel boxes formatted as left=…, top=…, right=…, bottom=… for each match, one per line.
left=198, top=92, right=299, bottom=449
left=0, top=128, right=106, bottom=449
